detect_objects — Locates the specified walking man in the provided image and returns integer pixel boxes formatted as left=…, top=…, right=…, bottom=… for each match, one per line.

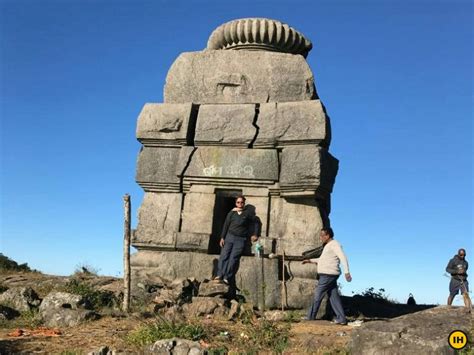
left=302, top=227, right=352, bottom=324
left=446, top=248, right=471, bottom=310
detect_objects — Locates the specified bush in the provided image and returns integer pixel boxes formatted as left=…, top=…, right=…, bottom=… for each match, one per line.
left=355, top=287, right=394, bottom=302
left=62, top=279, right=116, bottom=310
left=126, top=318, right=206, bottom=346
left=0, top=254, right=32, bottom=272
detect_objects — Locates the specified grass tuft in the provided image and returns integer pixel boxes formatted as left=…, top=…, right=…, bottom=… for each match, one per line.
left=126, top=318, right=206, bottom=346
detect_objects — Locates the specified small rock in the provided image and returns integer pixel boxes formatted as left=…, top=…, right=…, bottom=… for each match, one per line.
left=149, top=338, right=204, bottom=355
left=227, top=300, right=240, bottom=320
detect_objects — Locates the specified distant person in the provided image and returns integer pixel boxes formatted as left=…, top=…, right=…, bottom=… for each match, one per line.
left=213, top=195, right=259, bottom=297
left=302, top=227, right=352, bottom=324
left=406, top=293, right=416, bottom=305
left=446, top=248, right=471, bottom=309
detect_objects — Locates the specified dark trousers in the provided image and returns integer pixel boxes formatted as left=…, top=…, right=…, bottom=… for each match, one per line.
left=307, top=274, right=346, bottom=323
left=217, top=233, right=246, bottom=286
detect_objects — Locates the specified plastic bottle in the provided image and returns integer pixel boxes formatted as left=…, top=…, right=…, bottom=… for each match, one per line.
left=254, top=241, right=262, bottom=258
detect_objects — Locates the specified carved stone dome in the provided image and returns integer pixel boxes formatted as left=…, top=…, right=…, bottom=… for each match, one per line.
left=207, top=18, right=313, bottom=58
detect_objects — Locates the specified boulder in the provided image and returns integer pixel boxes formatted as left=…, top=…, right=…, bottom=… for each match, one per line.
left=164, top=50, right=316, bottom=104
left=0, top=287, right=41, bottom=312
left=349, top=306, right=471, bottom=355
left=39, top=292, right=99, bottom=327
left=197, top=281, right=229, bottom=297
left=184, top=297, right=226, bottom=317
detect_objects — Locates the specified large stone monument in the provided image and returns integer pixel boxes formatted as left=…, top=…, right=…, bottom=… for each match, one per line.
left=131, top=18, right=338, bottom=309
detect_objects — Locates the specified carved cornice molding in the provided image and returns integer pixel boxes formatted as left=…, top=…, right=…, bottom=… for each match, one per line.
left=207, top=18, right=312, bottom=58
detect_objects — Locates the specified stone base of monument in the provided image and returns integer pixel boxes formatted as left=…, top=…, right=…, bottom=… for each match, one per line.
left=131, top=250, right=328, bottom=317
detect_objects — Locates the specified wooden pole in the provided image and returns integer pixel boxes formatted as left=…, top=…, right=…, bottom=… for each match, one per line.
left=281, top=250, right=286, bottom=311
left=123, top=194, right=131, bottom=313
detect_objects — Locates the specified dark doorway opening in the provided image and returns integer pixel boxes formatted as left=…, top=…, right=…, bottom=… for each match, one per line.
left=208, top=189, right=242, bottom=254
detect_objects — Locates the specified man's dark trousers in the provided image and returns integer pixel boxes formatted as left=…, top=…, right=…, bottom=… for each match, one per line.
left=217, top=233, right=246, bottom=282
left=307, top=274, right=346, bottom=323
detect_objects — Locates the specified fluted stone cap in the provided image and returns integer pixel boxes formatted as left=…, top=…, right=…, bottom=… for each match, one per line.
left=207, top=18, right=312, bottom=58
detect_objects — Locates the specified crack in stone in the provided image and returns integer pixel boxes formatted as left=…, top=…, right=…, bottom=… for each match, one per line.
left=248, top=103, right=260, bottom=148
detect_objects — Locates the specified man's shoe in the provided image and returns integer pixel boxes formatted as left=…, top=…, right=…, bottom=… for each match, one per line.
left=332, top=320, right=348, bottom=325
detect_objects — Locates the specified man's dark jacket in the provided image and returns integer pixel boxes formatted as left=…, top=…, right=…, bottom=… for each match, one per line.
left=446, top=255, right=468, bottom=281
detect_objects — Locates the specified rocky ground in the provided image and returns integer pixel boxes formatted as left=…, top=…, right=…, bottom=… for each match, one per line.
left=0, top=269, right=472, bottom=354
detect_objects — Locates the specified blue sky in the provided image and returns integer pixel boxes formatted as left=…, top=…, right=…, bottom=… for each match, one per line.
left=1, top=0, right=472, bottom=305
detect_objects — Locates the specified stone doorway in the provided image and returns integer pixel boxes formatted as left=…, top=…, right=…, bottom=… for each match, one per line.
left=208, top=189, right=242, bottom=254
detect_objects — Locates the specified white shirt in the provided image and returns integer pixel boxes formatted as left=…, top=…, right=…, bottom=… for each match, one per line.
left=310, top=239, right=350, bottom=275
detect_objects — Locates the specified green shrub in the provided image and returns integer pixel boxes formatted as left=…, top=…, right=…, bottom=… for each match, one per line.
left=355, top=287, right=395, bottom=303
left=126, top=318, right=206, bottom=346
left=0, top=254, right=32, bottom=272
left=62, top=279, right=116, bottom=310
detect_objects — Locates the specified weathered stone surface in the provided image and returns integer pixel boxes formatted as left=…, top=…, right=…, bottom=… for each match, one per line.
left=136, top=103, right=194, bottom=147
left=195, top=104, right=256, bottom=147
left=183, top=147, right=278, bottom=187
left=135, top=147, right=181, bottom=192
left=279, top=146, right=338, bottom=196
left=133, top=192, right=182, bottom=247
left=164, top=50, right=316, bottom=104
left=39, top=292, right=99, bottom=327
left=184, top=297, right=226, bottom=317
left=235, top=257, right=280, bottom=309
left=175, top=232, right=210, bottom=251
left=255, top=100, right=329, bottom=148
left=149, top=338, right=204, bottom=355
left=180, top=192, right=215, bottom=235
left=268, top=196, right=323, bottom=256
left=0, top=287, right=41, bottom=312
left=245, top=197, right=268, bottom=237
left=131, top=251, right=216, bottom=283
left=349, top=306, right=471, bottom=355
left=282, top=260, right=319, bottom=280
left=197, top=281, right=229, bottom=297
